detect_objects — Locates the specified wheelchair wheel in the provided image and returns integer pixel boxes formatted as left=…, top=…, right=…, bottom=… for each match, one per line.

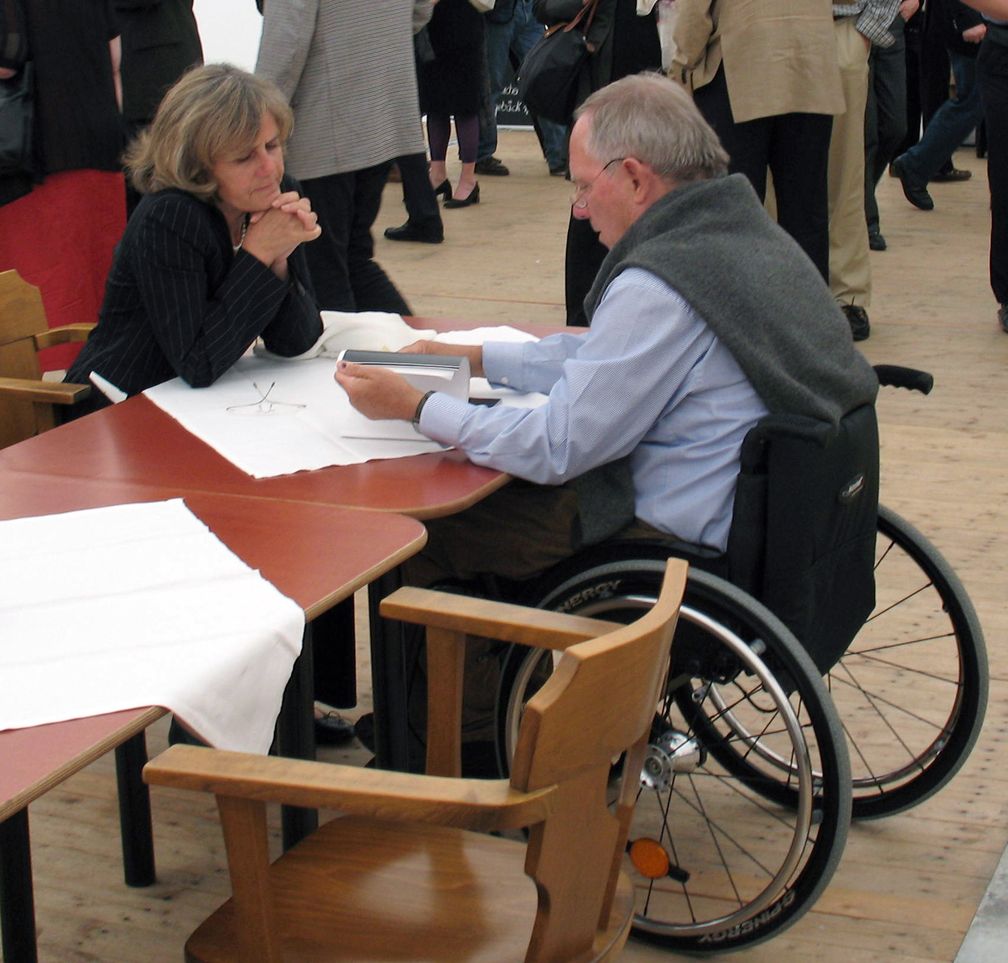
left=497, top=565, right=851, bottom=954
left=830, top=505, right=988, bottom=818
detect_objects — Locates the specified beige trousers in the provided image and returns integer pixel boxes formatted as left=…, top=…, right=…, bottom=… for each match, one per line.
left=828, top=17, right=872, bottom=308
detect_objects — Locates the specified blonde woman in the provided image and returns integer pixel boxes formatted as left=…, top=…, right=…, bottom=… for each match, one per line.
left=64, top=64, right=323, bottom=417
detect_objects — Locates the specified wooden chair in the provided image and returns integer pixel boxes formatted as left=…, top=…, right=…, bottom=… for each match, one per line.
left=144, top=559, right=688, bottom=962
left=0, top=269, right=93, bottom=448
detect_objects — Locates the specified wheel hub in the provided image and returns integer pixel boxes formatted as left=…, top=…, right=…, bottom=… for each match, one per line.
left=640, top=729, right=705, bottom=790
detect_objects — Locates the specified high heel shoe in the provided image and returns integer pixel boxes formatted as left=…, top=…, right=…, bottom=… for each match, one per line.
left=444, top=182, right=479, bottom=209
left=432, top=179, right=451, bottom=201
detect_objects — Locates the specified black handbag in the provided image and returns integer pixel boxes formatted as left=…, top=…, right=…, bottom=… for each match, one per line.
left=0, top=60, right=33, bottom=177
left=516, top=0, right=600, bottom=125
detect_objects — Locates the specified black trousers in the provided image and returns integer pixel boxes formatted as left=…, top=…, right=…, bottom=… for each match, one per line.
left=395, top=150, right=443, bottom=226
left=693, top=65, right=833, bottom=282
left=977, top=36, right=1008, bottom=305
left=301, top=162, right=411, bottom=314
left=564, top=215, right=608, bottom=327
left=865, top=17, right=908, bottom=234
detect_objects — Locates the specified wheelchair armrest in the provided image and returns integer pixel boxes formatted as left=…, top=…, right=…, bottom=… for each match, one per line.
left=872, top=365, right=934, bottom=395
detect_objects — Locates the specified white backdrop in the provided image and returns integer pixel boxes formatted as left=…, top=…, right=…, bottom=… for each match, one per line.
left=193, top=0, right=263, bottom=70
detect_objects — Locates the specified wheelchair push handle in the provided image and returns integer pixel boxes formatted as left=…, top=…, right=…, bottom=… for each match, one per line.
left=873, top=365, right=934, bottom=395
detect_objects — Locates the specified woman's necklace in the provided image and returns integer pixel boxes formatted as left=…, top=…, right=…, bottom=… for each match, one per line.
left=233, top=215, right=248, bottom=252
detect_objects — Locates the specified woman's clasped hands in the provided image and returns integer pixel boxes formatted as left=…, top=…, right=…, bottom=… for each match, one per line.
left=243, top=190, right=322, bottom=279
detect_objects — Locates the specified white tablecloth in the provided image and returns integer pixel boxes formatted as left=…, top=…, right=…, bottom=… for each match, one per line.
left=144, top=324, right=542, bottom=479
left=0, top=500, right=305, bottom=753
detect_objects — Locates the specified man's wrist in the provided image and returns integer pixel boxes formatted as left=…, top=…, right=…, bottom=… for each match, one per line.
left=412, top=390, right=435, bottom=427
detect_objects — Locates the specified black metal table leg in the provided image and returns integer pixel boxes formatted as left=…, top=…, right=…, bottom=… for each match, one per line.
left=0, top=808, right=37, bottom=963
left=114, top=732, right=156, bottom=886
left=275, top=622, right=318, bottom=850
left=368, top=566, right=420, bottom=773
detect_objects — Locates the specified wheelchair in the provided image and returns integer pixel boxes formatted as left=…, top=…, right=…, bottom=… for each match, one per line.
left=488, top=366, right=988, bottom=954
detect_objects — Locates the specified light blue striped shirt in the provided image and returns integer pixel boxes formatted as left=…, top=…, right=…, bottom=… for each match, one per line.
left=418, top=268, right=768, bottom=550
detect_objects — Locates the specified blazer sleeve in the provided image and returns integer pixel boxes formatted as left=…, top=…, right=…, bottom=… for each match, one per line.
left=672, top=0, right=717, bottom=77
left=254, top=0, right=318, bottom=101
left=130, top=195, right=321, bottom=387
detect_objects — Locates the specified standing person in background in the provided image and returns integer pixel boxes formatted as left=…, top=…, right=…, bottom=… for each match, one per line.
left=961, top=0, right=1008, bottom=330
left=477, top=0, right=570, bottom=177
left=673, top=0, right=843, bottom=284
left=891, top=1, right=986, bottom=212
left=827, top=0, right=902, bottom=343
left=256, top=0, right=432, bottom=314
left=0, top=0, right=126, bottom=373
left=864, top=3, right=918, bottom=253
left=114, top=0, right=203, bottom=216
left=418, top=0, right=486, bottom=209
left=534, top=0, right=661, bottom=326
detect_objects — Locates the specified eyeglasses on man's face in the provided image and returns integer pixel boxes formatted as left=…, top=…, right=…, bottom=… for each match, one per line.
left=570, top=157, right=625, bottom=209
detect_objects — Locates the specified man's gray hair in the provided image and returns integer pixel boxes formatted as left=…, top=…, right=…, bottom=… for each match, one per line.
left=576, top=73, right=729, bottom=184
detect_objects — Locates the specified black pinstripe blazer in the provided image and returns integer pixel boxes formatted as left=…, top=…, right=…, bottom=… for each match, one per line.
left=65, top=179, right=322, bottom=410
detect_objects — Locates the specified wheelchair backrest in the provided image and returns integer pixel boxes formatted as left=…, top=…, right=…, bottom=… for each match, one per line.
left=725, top=404, right=880, bottom=673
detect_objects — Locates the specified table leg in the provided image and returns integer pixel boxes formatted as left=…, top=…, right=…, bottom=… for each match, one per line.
left=0, top=808, right=37, bottom=963
left=114, top=732, right=156, bottom=886
left=311, top=596, right=357, bottom=709
left=275, top=623, right=318, bottom=850
left=368, top=567, right=422, bottom=773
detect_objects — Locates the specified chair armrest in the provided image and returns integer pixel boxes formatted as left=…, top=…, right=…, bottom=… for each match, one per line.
left=380, top=587, right=620, bottom=652
left=33, top=323, right=95, bottom=350
left=0, top=376, right=90, bottom=405
left=144, top=745, right=555, bottom=833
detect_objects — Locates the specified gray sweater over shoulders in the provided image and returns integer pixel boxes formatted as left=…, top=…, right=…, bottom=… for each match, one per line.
left=584, top=174, right=879, bottom=426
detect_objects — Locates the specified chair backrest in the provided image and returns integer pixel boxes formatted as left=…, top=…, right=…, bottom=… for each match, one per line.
left=508, top=559, right=686, bottom=961
left=725, top=405, right=880, bottom=673
left=0, top=269, right=93, bottom=447
left=0, top=269, right=50, bottom=446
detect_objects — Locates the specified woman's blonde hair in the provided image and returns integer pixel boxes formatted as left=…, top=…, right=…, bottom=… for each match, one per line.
left=125, top=64, right=293, bottom=200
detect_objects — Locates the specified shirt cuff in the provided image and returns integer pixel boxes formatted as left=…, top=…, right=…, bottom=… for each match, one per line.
left=856, top=9, right=896, bottom=47
left=482, top=339, right=531, bottom=388
left=415, top=391, right=470, bottom=446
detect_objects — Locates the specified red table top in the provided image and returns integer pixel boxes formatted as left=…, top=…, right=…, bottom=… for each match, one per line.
left=0, top=471, right=426, bottom=819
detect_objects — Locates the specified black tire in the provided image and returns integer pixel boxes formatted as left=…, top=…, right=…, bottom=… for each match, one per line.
left=497, top=565, right=851, bottom=954
left=830, top=505, right=988, bottom=818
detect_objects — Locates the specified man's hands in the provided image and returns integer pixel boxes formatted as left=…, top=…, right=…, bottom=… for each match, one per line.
left=334, top=340, right=484, bottom=422
left=335, top=363, right=424, bottom=422
left=243, top=191, right=322, bottom=280
left=899, top=0, right=920, bottom=21
left=399, top=339, right=485, bottom=377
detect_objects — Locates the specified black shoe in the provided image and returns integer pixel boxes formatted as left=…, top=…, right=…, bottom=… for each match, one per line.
left=431, top=179, right=451, bottom=201
left=474, top=156, right=509, bottom=176
left=548, top=162, right=568, bottom=177
left=842, top=304, right=870, bottom=342
left=354, top=712, right=375, bottom=752
left=891, top=155, right=934, bottom=211
left=868, top=229, right=887, bottom=251
left=384, top=218, right=443, bottom=243
left=315, top=710, right=356, bottom=745
left=932, top=167, right=972, bottom=183
left=444, top=182, right=479, bottom=208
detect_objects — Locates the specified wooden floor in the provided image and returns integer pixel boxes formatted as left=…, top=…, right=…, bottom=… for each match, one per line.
left=23, top=129, right=1008, bottom=961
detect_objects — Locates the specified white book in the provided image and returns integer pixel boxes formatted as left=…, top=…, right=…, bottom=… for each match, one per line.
left=337, top=349, right=470, bottom=441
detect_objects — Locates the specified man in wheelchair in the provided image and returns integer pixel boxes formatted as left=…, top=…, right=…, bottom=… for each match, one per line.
left=337, top=72, right=878, bottom=594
